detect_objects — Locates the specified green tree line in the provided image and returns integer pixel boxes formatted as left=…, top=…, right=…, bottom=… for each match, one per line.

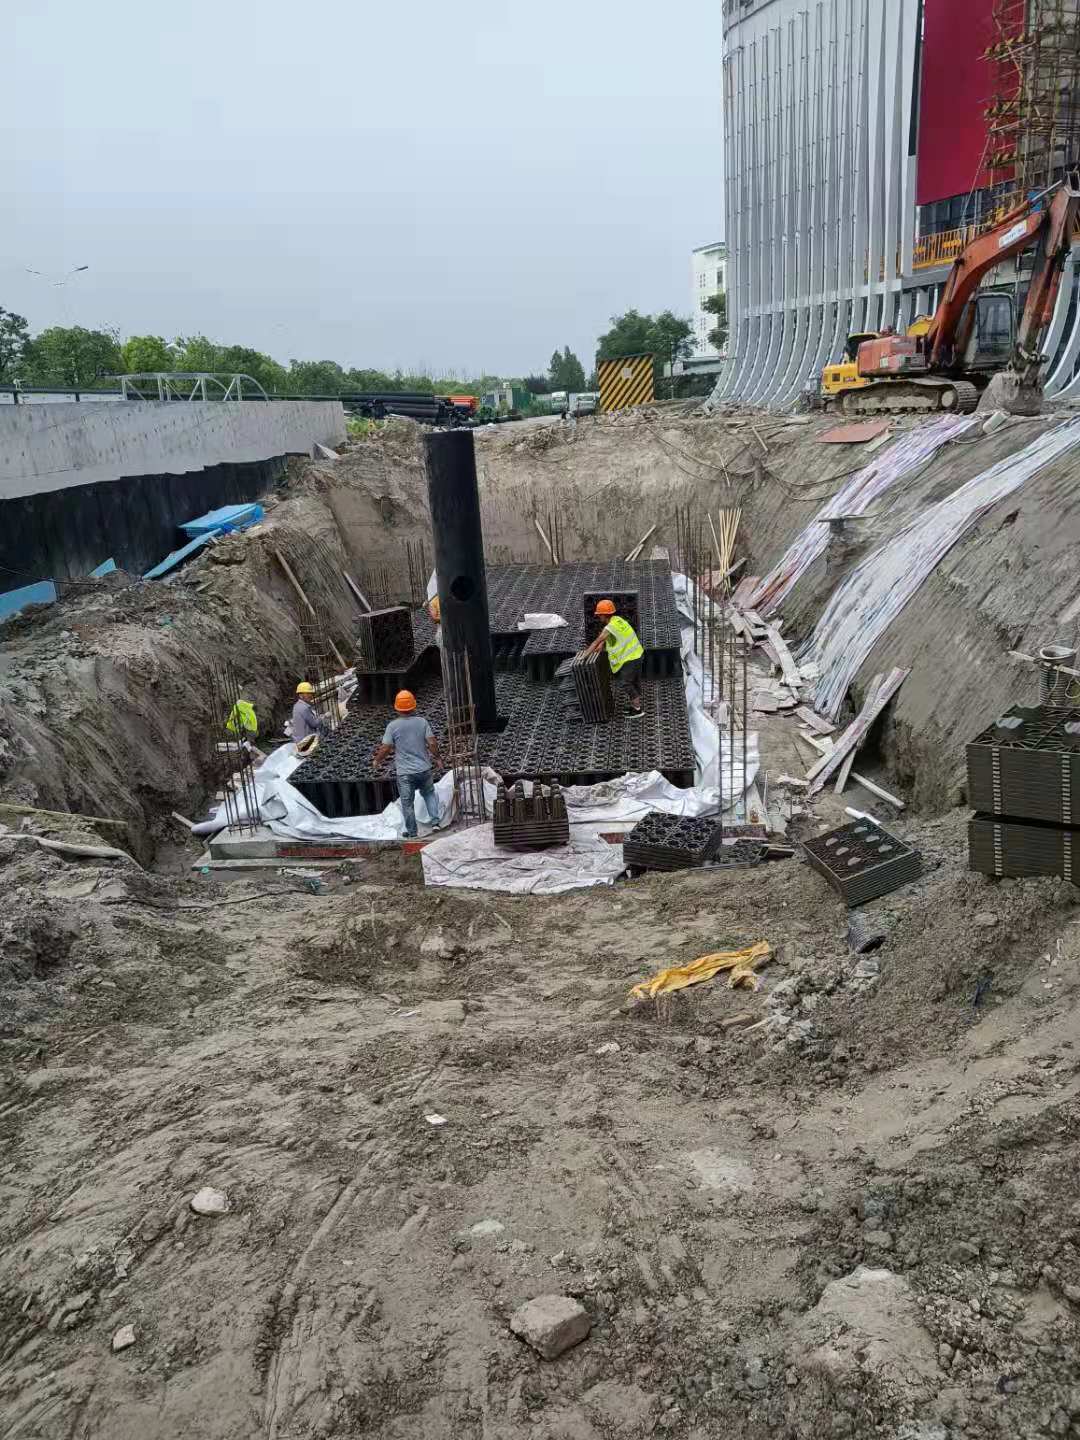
left=0, top=304, right=706, bottom=398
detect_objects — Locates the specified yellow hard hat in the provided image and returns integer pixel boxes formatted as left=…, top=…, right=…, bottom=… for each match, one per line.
left=595, top=599, right=616, bottom=617
left=427, top=596, right=441, bottom=623
left=296, top=681, right=315, bottom=695
left=394, top=689, right=417, bottom=712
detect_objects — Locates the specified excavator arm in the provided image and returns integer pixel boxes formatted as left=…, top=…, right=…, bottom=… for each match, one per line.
left=927, top=174, right=1080, bottom=370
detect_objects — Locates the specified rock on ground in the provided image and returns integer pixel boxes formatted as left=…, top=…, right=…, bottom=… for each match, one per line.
left=189, top=1186, right=229, bottom=1216
left=793, top=1266, right=938, bottom=1390
left=509, top=1294, right=591, bottom=1360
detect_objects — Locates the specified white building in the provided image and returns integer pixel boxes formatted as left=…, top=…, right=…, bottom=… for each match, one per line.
left=691, top=241, right=727, bottom=358
left=706, top=0, right=1080, bottom=410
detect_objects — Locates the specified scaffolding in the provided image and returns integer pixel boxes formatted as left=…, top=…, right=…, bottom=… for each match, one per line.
left=986, top=0, right=1080, bottom=202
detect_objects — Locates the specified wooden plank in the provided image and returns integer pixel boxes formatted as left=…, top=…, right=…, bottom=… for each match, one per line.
left=807, top=668, right=909, bottom=792
left=794, top=706, right=835, bottom=735
left=764, top=624, right=803, bottom=688
left=343, top=571, right=373, bottom=612
left=848, top=773, right=905, bottom=809
left=835, top=673, right=882, bottom=794
left=624, top=523, right=657, bottom=562
left=775, top=774, right=810, bottom=789
left=0, top=801, right=129, bottom=829
left=534, top=519, right=556, bottom=563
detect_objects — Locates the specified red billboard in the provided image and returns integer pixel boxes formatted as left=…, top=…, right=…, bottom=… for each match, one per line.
left=916, top=0, right=998, bottom=206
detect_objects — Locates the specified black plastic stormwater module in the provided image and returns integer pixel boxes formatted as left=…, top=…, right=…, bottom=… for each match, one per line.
left=492, top=779, right=570, bottom=851
left=572, top=648, right=615, bottom=723
left=967, top=704, right=1080, bottom=827
left=623, top=813, right=725, bottom=872
left=356, top=606, right=415, bottom=672
left=802, top=821, right=922, bottom=907
left=289, top=561, right=696, bottom=819
left=968, top=813, right=1080, bottom=881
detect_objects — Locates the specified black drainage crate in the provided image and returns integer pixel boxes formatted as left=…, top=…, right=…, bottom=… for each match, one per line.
left=623, top=812, right=725, bottom=872
left=492, top=779, right=570, bottom=850
left=571, top=648, right=615, bottom=724
left=968, top=812, right=1080, bottom=882
left=357, top=606, right=416, bottom=672
left=802, top=820, right=922, bottom=906
left=966, top=704, right=1080, bottom=827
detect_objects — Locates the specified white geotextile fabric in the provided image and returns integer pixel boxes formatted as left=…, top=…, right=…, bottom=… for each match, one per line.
left=805, top=417, right=1080, bottom=719
left=748, top=415, right=978, bottom=617
left=516, top=612, right=569, bottom=630
left=673, top=572, right=759, bottom=813
left=421, top=826, right=623, bottom=894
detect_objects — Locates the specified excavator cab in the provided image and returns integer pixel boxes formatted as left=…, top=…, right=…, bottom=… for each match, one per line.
left=960, top=292, right=1015, bottom=372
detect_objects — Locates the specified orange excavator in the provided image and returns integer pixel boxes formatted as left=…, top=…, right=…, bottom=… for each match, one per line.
left=822, top=172, right=1080, bottom=415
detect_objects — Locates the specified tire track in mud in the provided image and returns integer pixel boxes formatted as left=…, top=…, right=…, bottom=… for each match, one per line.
left=260, top=1053, right=446, bottom=1438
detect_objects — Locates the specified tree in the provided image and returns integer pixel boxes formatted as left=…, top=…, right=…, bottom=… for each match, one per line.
left=120, top=334, right=174, bottom=373
left=548, top=346, right=587, bottom=392
left=702, top=291, right=728, bottom=352
left=173, top=334, right=222, bottom=373
left=522, top=374, right=549, bottom=396
left=286, top=359, right=348, bottom=395
left=21, top=326, right=123, bottom=387
left=0, top=307, right=30, bottom=382
left=217, top=345, right=288, bottom=394
left=595, top=309, right=694, bottom=384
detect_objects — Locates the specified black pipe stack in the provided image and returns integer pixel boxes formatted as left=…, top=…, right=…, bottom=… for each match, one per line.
left=424, top=429, right=498, bottom=732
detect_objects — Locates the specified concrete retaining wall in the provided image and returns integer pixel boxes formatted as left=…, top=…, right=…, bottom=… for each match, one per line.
left=0, top=400, right=346, bottom=498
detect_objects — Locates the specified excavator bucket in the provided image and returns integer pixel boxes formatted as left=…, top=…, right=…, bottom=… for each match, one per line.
left=977, top=370, right=1044, bottom=417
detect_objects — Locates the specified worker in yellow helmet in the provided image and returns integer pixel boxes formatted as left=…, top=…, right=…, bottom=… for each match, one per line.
left=585, top=598, right=645, bottom=716
left=291, top=681, right=328, bottom=745
left=372, top=689, right=442, bottom=839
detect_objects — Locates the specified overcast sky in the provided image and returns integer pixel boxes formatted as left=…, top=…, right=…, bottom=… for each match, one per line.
left=4, top=2, right=723, bottom=378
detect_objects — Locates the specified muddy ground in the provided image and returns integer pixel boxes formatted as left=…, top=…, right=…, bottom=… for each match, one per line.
left=2, top=805, right=1080, bottom=1439
left=2, top=412, right=1080, bottom=1438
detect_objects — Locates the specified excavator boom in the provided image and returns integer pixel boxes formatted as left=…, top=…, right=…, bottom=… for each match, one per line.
left=928, top=174, right=1080, bottom=370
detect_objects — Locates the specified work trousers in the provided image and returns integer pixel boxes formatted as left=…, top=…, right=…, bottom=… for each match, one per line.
left=397, top=768, right=440, bottom=838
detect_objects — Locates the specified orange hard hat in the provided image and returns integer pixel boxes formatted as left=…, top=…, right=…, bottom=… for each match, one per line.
left=594, top=599, right=616, bottom=617
left=394, top=690, right=417, bottom=713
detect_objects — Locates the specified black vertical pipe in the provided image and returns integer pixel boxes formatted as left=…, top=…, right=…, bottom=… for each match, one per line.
left=424, top=429, right=498, bottom=731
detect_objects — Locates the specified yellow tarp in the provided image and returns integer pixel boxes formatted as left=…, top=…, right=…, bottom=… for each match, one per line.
left=629, top=941, right=772, bottom=1002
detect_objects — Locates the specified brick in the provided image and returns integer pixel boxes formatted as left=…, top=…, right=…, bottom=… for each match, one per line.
left=509, top=1294, right=591, bottom=1360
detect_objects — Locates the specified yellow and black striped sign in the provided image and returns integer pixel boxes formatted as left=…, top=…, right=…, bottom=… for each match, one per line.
left=597, top=353, right=655, bottom=413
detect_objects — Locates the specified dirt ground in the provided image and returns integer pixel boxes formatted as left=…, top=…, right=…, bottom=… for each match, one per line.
left=2, top=413, right=1080, bottom=1438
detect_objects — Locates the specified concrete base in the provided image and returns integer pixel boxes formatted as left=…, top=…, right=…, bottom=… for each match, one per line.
left=208, top=825, right=282, bottom=859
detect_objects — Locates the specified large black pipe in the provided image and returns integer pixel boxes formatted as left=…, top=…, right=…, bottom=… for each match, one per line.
left=424, top=429, right=498, bottom=731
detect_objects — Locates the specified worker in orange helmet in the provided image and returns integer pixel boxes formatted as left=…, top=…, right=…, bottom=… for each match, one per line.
left=585, top=599, right=645, bottom=716
left=372, top=690, right=442, bottom=838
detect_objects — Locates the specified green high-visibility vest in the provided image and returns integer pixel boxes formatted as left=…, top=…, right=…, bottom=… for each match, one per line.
left=603, top=615, right=644, bottom=673
left=226, top=700, right=258, bottom=737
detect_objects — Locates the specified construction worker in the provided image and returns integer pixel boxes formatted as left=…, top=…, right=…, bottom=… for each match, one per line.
left=291, top=682, right=327, bottom=745
left=586, top=599, right=645, bottom=716
left=372, top=690, right=442, bottom=839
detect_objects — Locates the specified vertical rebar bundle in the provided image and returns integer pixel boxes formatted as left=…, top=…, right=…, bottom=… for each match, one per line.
left=405, top=539, right=430, bottom=606
left=206, top=661, right=262, bottom=835
left=441, top=647, right=488, bottom=826
left=300, top=611, right=343, bottom=729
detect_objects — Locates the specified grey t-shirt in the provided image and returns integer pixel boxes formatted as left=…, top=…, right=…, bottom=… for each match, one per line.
left=382, top=714, right=435, bottom=777
left=292, top=698, right=325, bottom=742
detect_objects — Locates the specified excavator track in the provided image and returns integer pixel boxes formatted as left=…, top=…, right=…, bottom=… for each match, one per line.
left=839, top=378, right=979, bottom=416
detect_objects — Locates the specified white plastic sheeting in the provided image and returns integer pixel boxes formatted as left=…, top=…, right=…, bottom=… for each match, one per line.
left=421, top=826, right=624, bottom=895
left=747, top=416, right=978, bottom=617
left=805, top=417, right=1080, bottom=719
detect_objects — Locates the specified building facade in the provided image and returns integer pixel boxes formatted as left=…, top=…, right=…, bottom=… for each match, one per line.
left=708, top=0, right=1080, bottom=410
left=691, top=242, right=728, bottom=357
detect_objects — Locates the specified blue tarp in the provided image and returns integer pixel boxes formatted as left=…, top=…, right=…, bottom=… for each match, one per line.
left=143, top=530, right=222, bottom=581
left=0, top=580, right=57, bottom=621
left=90, top=558, right=117, bottom=578
left=180, top=503, right=263, bottom=538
